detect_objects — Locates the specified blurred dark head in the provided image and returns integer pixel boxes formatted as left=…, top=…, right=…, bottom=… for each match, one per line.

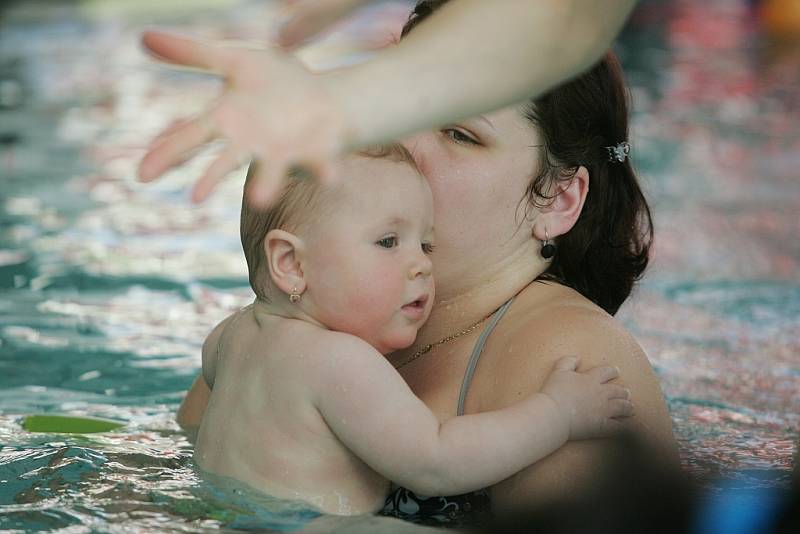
left=469, top=432, right=696, bottom=534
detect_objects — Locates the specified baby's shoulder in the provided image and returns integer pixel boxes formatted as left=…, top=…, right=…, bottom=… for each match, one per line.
left=201, top=312, right=241, bottom=388
left=280, top=328, right=388, bottom=385
left=306, top=328, right=380, bottom=364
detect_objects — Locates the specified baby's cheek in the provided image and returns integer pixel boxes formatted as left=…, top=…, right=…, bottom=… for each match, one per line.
left=344, top=269, right=398, bottom=315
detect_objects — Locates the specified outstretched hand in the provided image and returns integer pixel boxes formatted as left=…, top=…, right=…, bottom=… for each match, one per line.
left=138, top=30, right=351, bottom=205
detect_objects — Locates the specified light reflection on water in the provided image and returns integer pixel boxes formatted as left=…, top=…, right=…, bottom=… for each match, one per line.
left=0, top=0, right=798, bottom=531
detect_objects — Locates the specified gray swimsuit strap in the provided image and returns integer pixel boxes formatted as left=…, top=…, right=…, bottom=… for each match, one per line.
left=456, top=297, right=515, bottom=416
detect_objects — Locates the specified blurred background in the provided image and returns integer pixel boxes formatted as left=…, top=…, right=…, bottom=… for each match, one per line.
left=0, top=0, right=798, bottom=531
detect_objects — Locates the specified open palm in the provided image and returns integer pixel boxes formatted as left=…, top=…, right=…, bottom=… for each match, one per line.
left=138, top=31, right=350, bottom=205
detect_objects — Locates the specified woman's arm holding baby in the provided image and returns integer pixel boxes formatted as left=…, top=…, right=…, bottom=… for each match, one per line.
left=311, top=334, right=632, bottom=497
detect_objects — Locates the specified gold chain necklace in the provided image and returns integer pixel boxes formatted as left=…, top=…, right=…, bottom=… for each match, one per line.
left=393, top=309, right=497, bottom=370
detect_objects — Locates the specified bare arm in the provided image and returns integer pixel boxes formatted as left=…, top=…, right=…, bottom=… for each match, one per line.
left=311, top=335, right=630, bottom=497
left=176, top=374, right=211, bottom=441
left=176, top=315, right=233, bottom=438
left=325, top=0, right=639, bottom=147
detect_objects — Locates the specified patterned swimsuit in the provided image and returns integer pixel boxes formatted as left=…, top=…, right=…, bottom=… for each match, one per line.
left=378, top=298, right=515, bottom=527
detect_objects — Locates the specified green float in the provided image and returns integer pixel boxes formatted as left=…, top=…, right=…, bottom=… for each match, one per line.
left=21, top=414, right=126, bottom=434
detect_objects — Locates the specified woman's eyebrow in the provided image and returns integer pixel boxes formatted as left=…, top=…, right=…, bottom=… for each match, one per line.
left=474, top=115, right=496, bottom=132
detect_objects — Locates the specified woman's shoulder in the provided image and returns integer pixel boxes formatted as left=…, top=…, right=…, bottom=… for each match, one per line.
left=474, top=282, right=675, bottom=443
left=502, top=281, right=643, bottom=363
left=201, top=312, right=242, bottom=389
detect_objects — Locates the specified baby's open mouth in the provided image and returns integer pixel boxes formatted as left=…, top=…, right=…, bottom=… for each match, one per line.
left=403, top=295, right=429, bottom=310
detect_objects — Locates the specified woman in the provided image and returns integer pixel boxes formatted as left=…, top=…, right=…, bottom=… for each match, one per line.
left=172, top=0, right=677, bottom=523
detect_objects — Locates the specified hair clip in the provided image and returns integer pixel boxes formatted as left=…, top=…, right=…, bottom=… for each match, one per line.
left=605, top=141, right=630, bottom=163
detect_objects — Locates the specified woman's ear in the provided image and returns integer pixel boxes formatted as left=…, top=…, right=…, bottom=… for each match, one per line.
left=534, top=166, right=589, bottom=240
left=264, top=229, right=306, bottom=296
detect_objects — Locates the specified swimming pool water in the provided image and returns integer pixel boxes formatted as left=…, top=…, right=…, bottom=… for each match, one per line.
left=1, top=0, right=797, bottom=531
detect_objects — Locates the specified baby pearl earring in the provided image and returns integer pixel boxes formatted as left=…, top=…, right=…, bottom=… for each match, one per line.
left=288, top=286, right=301, bottom=303
left=541, top=229, right=556, bottom=260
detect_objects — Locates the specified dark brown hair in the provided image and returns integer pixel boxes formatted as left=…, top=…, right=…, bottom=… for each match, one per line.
left=402, top=1, right=653, bottom=315
left=240, top=144, right=420, bottom=300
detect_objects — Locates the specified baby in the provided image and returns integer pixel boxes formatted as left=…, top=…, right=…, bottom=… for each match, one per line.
left=194, top=145, right=633, bottom=515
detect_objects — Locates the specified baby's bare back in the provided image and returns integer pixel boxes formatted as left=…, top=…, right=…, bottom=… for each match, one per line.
left=194, top=307, right=389, bottom=515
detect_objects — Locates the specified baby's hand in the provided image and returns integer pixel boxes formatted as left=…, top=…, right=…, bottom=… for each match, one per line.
left=540, top=356, right=633, bottom=440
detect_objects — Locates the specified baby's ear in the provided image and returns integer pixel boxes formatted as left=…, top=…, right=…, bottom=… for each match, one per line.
left=264, top=229, right=306, bottom=296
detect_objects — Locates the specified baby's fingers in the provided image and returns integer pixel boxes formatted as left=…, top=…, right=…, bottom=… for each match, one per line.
left=587, top=365, right=620, bottom=384
left=605, top=385, right=631, bottom=400
left=553, top=355, right=580, bottom=372
left=608, top=398, right=635, bottom=418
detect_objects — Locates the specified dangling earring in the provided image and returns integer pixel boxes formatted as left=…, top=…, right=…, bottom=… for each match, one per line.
left=288, top=286, right=301, bottom=303
left=541, top=229, right=556, bottom=260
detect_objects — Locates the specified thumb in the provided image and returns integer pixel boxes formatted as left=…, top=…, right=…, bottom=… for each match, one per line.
left=553, top=355, right=580, bottom=372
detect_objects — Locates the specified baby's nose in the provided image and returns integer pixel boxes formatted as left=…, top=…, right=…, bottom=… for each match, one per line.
left=408, top=252, right=433, bottom=279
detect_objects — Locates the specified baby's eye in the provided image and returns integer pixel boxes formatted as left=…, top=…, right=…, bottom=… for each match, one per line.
left=377, top=236, right=398, bottom=248
left=443, top=128, right=479, bottom=145
left=422, top=242, right=436, bottom=255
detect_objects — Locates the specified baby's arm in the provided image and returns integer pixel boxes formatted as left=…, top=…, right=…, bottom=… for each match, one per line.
left=311, top=335, right=631, bottom=497
left=177, top=316, right=232, bottom=437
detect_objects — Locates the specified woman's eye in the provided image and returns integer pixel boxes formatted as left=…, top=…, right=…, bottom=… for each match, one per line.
left=377, top=236, right=398, bottom=248
left=422, top=242, right=436, bottom=255
left=443, top=128, right=479, bottom=145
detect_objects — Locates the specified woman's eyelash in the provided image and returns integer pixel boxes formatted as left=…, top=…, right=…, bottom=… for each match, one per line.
left=443, top=128, right=479, bottom=145
left=422, top=243, right=436, bottom=254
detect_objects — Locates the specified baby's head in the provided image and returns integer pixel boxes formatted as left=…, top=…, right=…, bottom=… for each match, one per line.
left=241, top=144, right=435, bottom=354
